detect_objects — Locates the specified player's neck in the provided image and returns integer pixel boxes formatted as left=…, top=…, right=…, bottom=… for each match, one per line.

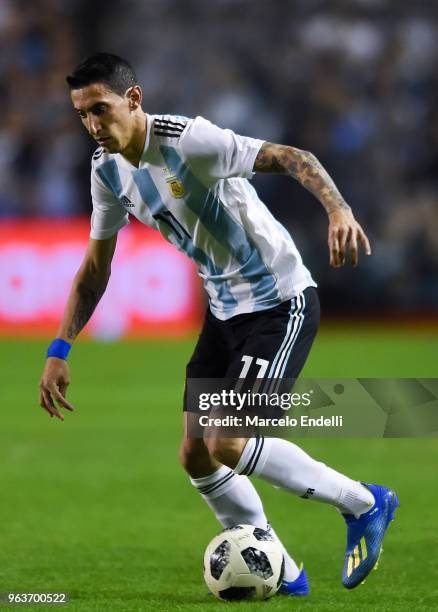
left=121, top=112, right=147, bottom=168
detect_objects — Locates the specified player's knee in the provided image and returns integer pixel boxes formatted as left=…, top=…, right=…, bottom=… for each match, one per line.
left=204, top=437, right=243, bottom=469
left=179, top=438, right=213, bottom=476
left=179, top=439, right=196, bottom=472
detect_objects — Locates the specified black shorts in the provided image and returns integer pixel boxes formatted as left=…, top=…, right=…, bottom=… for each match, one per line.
left=183, top=286, right=320, bottom=410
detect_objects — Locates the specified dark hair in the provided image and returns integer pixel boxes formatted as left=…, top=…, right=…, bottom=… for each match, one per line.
left=66, top=53, right=137, bottom=96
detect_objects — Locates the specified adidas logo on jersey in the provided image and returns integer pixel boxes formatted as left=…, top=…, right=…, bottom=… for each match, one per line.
left=120, top=195, right=134, bottom=207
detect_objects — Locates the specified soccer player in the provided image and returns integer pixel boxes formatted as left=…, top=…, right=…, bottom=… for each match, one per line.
left=39, top=53, right=398, bottom=595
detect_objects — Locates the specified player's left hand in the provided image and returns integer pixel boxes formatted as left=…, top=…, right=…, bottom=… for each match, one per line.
left=327, top=209, right=371, bottom=267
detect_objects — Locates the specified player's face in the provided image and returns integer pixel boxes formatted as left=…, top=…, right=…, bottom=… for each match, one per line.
left=71, top=83, right=137, bottom=153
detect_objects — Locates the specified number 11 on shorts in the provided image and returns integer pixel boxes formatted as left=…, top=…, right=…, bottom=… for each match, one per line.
left=239, top=355, right=270, bottom=379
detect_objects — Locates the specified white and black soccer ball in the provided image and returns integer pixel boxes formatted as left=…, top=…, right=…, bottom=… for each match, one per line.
left=203, top=524, right=284, bottom=601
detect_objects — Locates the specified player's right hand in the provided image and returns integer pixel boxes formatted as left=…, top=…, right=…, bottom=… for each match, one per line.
left=327, top=208, right=371, bottom=267
left=39, top=358, right=74, bottom=421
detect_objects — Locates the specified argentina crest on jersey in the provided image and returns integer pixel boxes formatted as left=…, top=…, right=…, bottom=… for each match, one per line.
left=163, top=166, right=185, bottom=198
left=167, top=176, right=185, bottom=198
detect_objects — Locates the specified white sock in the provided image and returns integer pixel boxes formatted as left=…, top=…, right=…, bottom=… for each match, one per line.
left=191, top=465, right=300, bottom=581
left=235, top=436, right=375, bottom=518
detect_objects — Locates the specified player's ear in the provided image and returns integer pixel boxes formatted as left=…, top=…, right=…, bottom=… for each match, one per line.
left=126, top=85, right=142, bottom=111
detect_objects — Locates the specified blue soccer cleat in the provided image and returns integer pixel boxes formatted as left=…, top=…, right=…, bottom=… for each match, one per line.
left=342, top=483, right=399, bottom=589
left=278, top=564, right=309, bottom=596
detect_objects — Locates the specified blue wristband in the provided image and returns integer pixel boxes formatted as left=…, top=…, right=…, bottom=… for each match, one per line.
left=47, top=338, right=72, bottom=360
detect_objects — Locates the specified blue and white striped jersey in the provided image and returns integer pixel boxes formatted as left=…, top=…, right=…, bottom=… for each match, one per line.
left=90, top=114, right=316, bottom=320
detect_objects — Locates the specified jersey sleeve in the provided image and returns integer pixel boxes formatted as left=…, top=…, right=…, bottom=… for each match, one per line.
left=90, top=163, right=129, bottom=240
left=179, top=116, right=265, bottom=184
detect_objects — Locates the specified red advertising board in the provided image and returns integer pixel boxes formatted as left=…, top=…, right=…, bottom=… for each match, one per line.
left=0, top=219, right=203, bottom=337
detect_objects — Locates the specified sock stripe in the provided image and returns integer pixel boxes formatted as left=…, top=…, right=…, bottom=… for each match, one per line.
left=196, top=470, right=235, bottom=495
left=199, top=472, right=235, bottom=496
left=196, top=469, right=233, bottom=493
left=246, top=435, right=265, bottom=476
left=240, top=435, right=261, bottom=476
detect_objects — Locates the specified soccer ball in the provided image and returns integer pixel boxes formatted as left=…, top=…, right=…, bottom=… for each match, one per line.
left=203, top=524, right=284, bottom=601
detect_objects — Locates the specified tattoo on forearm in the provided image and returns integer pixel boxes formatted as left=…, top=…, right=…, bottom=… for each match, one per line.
left=254, top=142, right=351, bottom=215
left=67, top=283, right=101, bottom=340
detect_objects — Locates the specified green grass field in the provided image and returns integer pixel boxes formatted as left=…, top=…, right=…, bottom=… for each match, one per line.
left=0, top=326, right=437, bottom=611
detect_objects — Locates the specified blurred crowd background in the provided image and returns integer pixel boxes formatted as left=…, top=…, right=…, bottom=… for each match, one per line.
left=1, top=0, right=437, bottom=316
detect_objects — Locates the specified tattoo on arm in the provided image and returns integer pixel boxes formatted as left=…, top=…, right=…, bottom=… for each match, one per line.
left=67, top=283, right=102, bottom=340
left=254, top=142, right=351, bottom=215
